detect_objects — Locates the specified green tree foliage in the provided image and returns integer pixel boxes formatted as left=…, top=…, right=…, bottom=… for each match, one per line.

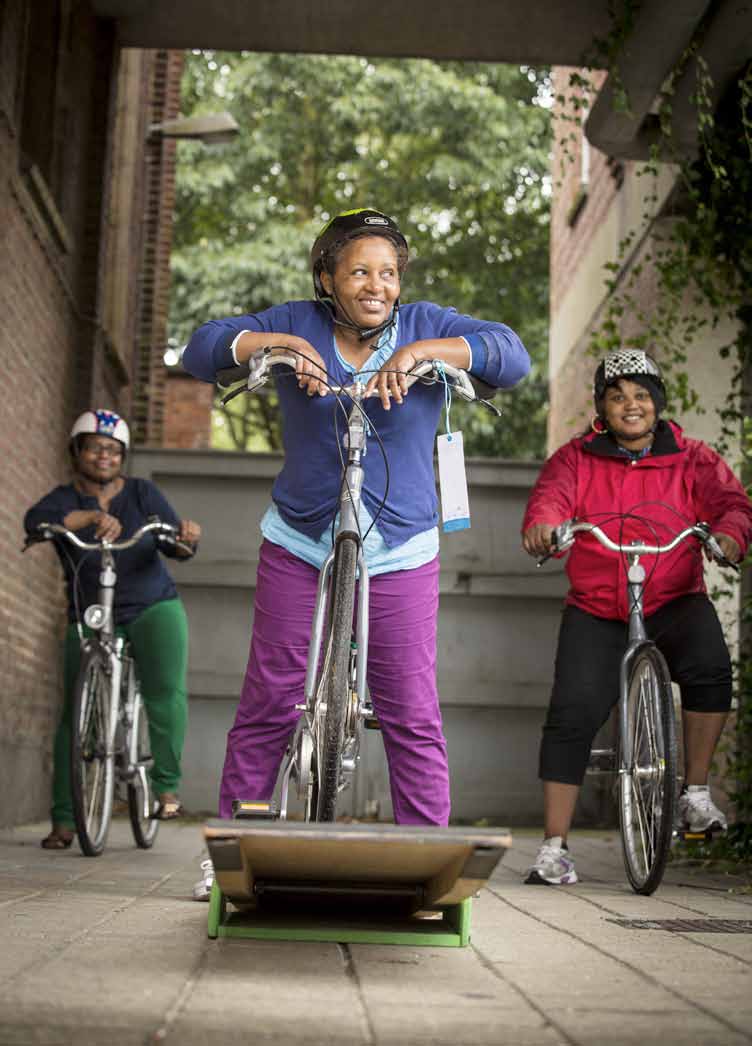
left=170, top=51, right=551, bottom=457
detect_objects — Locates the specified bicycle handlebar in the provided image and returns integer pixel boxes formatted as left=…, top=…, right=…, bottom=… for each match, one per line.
left=216, top=346, right=498, bottom=413
left=25, top=519, right=195, bottom=556
left=538, top=519, right=739, bottom=572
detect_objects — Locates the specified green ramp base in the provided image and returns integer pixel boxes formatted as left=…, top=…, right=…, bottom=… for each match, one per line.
left=207, top=882, right=472, bottom=947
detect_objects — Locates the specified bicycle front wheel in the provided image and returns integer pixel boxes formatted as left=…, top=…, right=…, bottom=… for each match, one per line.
left=71, top=649, right=115, bottom=856
left=316, top=536, right=358, bottom=822
left=127, top=683, right=159, bottom=849
left=618, top=645, right=677, bottom=894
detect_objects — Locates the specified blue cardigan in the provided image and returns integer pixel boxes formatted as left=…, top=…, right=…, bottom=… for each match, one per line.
left=183, top=300, right=530, bottom=547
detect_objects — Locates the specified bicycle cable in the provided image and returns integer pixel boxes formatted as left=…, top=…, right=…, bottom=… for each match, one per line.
left=253, top=348, right=444, bottom=551
left=250, top=347, right=390, bottom=550
left=570, top=506, right=716, bottom=640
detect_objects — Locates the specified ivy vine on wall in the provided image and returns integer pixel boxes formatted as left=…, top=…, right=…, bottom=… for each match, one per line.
left=556, top=8, right=752, bottom=857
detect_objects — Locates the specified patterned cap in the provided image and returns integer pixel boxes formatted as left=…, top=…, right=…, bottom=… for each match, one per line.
left=602, top=350, right=662, bottom=382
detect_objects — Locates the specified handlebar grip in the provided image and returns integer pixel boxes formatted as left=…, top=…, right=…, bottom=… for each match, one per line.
left=216, top=362, right=251, bottom=388
left=23, top=531, right=49, bottom=550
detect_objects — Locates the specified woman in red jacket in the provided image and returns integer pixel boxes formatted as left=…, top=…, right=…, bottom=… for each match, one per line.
left=521, top=349, right=752, bottom=885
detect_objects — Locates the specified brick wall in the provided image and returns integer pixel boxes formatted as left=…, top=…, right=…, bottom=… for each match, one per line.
left=0, top=1, right=118, bottom=824
left=0, top=3, right=183, bottom=826
left=163, top=371, right=214, bottom=449
left=131, top=50, right=184, bottom=448
left=550, top=68, right=622, bottom=320
left=548, top=66, right=629, bottom=450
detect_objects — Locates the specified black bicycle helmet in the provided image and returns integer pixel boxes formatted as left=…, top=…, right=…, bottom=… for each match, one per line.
left=593, top=349, right=667, bottom=414
left=310, top=208, right=409, bottom=342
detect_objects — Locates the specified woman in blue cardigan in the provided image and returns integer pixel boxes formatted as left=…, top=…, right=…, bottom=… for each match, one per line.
left=183, top=208, right=530, bottom=893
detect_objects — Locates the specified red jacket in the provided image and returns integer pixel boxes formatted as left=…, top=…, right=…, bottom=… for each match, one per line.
left=522, top=421, right=752, bottom=621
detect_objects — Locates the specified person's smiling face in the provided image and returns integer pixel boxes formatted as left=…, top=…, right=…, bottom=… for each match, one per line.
left=76, top=434, right=123, bottom=483
left=602, top=378, right=657, bottom=448
left=322, top=236, right=400, bottom=331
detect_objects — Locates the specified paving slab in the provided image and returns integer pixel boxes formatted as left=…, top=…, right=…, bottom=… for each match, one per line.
left=0, top=822, right=750, bottom=1046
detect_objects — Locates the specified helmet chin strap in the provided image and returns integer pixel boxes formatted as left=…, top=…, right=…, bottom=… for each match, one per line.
left=325, top=288, right=398, bottom=344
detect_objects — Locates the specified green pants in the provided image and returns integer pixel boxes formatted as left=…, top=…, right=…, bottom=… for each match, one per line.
left=51, top=598, right=189, bottom=827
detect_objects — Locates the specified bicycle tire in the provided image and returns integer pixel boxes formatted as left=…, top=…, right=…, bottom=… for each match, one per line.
left=316, top=536, right=358, bottom=822
left=71, top=649, right=115, bottom=856
left=618, top=644, right=677, bottom=895
left=127, top=681, right=159, bottom=849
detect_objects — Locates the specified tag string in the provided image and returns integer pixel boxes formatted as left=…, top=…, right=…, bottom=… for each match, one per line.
left=435, top=361, right=453, bottom=440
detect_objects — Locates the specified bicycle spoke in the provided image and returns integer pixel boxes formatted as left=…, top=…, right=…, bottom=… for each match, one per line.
left=633, top=774, right=653, bottom=872
left=87, top=759, right=102, bottom=825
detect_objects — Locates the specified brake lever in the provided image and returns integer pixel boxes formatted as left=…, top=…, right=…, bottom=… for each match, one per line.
left=478, top=398, right=503, bottom=417
left=705, top=533, right=740, bottom=573
left=536, top=522, right=575, bottom=567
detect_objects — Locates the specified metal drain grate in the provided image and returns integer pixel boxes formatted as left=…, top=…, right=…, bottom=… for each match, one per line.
left=609, top=918, right=752, bottom=934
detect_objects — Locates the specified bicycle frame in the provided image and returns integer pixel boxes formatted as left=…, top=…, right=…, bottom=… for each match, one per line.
left=545, top=517, right=735, bottom=891
left=225, top=348, right=488, bottom=821
left=28, top=520, right=185, bottom=826
left=79, top=541, right=152, bottom=811
left=279, top=380, right=372, bottom=819
left=553, top=519, right=731, bottom=776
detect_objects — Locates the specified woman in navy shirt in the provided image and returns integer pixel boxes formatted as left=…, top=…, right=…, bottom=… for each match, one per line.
left=25, top=409, right=201, bottom=848
left=183, top=208, right=529, bottom=895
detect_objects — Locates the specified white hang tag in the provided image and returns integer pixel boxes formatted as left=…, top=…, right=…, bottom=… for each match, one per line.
left=437, top=431, right=470, bottom=532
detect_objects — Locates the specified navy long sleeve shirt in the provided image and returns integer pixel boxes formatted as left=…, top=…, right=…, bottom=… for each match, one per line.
left=24, top=478, right=185, bottom=625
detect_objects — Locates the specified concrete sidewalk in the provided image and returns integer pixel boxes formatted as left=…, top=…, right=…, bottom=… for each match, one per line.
left=0, top=820, right=750, bottom=1046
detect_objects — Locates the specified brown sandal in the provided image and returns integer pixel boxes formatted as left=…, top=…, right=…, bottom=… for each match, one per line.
left=41, top=827, right=75, bottom=850
left=152, top=795, right=184, bottom=821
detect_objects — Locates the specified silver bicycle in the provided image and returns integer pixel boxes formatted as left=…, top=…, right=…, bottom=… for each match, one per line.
left=543, top=518, right=736, bottom=894
left=219, top=347, right=497, bottom=822
left=26, top=520, right=191, bottom=856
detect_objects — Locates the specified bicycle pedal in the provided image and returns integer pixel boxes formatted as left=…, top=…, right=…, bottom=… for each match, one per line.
left=675, top=827, right=721, bottom=843
left=232, top=799, right=279, bottom=820
left=585, top=748, right=616, bottom=774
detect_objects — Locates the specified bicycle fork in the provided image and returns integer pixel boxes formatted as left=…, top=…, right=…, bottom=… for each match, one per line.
left=589, top=556, right=656, bottom=777
left=618, top=556, right=666, bottom=775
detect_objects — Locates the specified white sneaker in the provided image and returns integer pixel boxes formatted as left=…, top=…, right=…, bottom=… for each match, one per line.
left=192, top=858, right=215, bottom=901
left=677, top=786, right=728, bottom=834
left=525, top=836, right=578, bottom=885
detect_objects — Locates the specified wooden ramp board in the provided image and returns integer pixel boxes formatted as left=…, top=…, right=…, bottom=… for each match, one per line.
left=204, top=820, right=512, bottom=947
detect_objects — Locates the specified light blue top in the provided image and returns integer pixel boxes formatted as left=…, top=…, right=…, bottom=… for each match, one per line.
left=260, top=315, right=440, bottom=574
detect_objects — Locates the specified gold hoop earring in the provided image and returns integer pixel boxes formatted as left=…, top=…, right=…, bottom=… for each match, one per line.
left=591, top=416, right=607, bottom=434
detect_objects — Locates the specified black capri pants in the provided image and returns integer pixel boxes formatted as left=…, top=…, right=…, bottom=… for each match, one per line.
left=539, top=594, right=732, bottom=786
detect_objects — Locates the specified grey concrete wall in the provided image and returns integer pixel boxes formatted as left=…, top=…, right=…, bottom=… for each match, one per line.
left=131, top=448, right=612, bottom=826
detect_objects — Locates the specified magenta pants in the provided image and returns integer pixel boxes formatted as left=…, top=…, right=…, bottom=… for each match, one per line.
left=219, top=540, right=450, bottom=825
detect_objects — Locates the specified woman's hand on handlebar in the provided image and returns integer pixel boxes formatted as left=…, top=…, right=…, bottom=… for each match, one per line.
left=175, top=518, right=202, bottom=557
left=365, top=345, right=421, bottom=409
left=706, top=531, right=741, bottom=565
left=271, top=342, right=328, bottom=397
left=62, top=509, right=122, bottom=542
left=522, top=523, right=557, bottom=559
left=364, top=338, right=473, bottom=410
